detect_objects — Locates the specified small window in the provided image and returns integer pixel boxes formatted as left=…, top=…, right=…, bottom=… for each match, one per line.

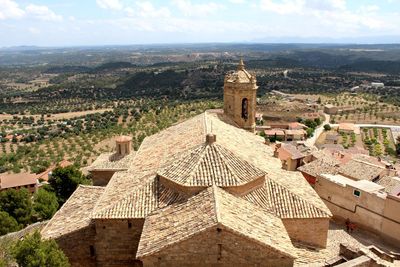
left=128, top=222, right=132, bottom=228
left=353, top=190, right=361, bottom=197
left=89, top=245, right=95, bottom=257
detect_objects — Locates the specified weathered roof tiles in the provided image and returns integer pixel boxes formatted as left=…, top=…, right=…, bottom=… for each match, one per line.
left=137, top=186, right=297, bottom=259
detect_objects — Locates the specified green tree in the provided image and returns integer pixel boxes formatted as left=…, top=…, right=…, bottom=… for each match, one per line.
left=12, top=231, right=70, bottom=267
left=48, top=166, right=90, bottom=205
left=323, top=124, right=331, bottom=131
left=0, top=236, right=14, bottom=267
left=33, top=189, right=59, bottom=221
left=306, top=128, right=314, bottom=137
left=0, top=189, right=32, bottom=225
left=0, top=211, right=20, bottom=235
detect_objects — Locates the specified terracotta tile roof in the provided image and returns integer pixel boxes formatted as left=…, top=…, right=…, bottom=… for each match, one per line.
left=338, top=159, right=385, bottom=181
left=265, top=129, right=285, bottom=136
left=0, top=172, right=38, bottom=189
left=288, top=122, right=308, bottom=130
left=93, top=176, right=186, bottom=219
left=90, top=110, right=330, bottom=222
left=158, top=142, right=266, bottom=187
left=41, top=185, right=104, bottom=239
left=351, top=154, right=386, bottom=167
left=376, top=176, right=400, bottom=195
left=242, top=178, right=332, bottom=218
left=297, top=156, right=340, bottom=178
left=278, top=144, right=305, bottom=160
left=87, top=151, right=136, bottom=171
left=206, top=111, right=332, bottom=216
left=338, top=123, right=356, bottom=132
left=37, top=159, right=73, bottom=181
left=285, top=129, right=307, bottom=136
left=136, top=186, right=296, bottom=259
left=92, top=113, right=206, bottom=217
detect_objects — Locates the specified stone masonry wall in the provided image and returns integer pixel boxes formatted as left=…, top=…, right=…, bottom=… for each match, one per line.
left=56, top=225, right=96, bottom=267
left=140, top=226, right=294, bottom=267
left=94, top=219, right=144, bottom=267
left=282, top=218, right=329, bottom=248
left=90, top=170, right=116, bottom=186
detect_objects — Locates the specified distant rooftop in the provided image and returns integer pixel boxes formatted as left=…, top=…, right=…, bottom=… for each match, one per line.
left=0, top=172, right=38, bottom=190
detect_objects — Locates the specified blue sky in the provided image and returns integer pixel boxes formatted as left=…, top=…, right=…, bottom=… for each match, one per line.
left=0, top=0, right=399, bottom=46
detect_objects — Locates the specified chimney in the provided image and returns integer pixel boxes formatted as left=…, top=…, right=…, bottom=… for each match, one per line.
left=115, top=135, right=132, bottom=157
left=206, top=134, right=216, bottom=145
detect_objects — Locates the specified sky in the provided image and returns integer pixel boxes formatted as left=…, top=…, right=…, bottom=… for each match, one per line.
left=0, top=0, right=399, bottom=46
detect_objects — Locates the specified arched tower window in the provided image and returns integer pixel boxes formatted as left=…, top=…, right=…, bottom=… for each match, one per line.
left=241, top=98, right=248, bottom=120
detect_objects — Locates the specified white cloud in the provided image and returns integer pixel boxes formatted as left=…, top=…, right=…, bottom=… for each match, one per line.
left=259, top=0, right=347, bottom=15
left=135, top=1, right=171, bottom=18
left=0, top=0, right=25, bottom=20
left=259, top=0, right=388, bottom=31
left=26, top=4, right=63, bottom=21
left=172, top=0, right=224, bottom=17
left=259, top=0, right=303, bottom=15
left=229, top=0, right=246, bottom=3
left=28, top=27, right=40, bottom=34
left=96, top=0, right=123, bottom=10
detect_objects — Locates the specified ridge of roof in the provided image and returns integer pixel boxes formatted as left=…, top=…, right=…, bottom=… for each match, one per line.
left=243, top=178, right=332, bottom=218
left=352, top=158, right=385, bottom=169
left=212, top=185, right=221, bottom=223
left=137, top=186, right=296, bottom=259
left=91, top=111, right=330, bottom=221
left=92, top=175, right=187, bottom=219
left=158, top=142, right=266, bottom=187
left=41, top=185, right=104, bottom=239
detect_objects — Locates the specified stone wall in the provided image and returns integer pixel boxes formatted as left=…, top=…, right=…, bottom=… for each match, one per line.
left=282, top=218, right=329, bottom=248
left=90, top=170, right=116, bottom=186
left=94, top=219, right=144, bottom=267
left=56, top=225, right=96, bottom=267
left=314, top=175, right=400, bottom=246
left=140, top=226, right=294, bottom=267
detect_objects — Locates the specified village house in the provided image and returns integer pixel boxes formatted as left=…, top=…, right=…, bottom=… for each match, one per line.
left=264, top=128, right=286, bottom=141
left=273, top=143, right=313, bottom=171
left=0, top=172, right=38, bottom=193
left=298, top=149, right=400, bottom=246
left=324, top=104, right=338, bottom=115
left=41, top=61, right=333, bottom=267
left=338, top=159, right=391, bottom=182
left=264, top=128, right=307, bottom=142
left=285, top=129, right=307, bottom=141
left=36, top=159, right=73, bottom=182
left=338, top=123, right=357, bottom=134
left=315, top=173, right=400, bottom=246
left=287, top=122, right=307, bottom=130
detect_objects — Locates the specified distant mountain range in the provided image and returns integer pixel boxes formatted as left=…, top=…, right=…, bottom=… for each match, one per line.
left=1, top=39, right=400, bottom=52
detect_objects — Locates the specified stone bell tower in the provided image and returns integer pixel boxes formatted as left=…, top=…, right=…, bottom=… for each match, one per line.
left=223, top=59, right=258, bottom=132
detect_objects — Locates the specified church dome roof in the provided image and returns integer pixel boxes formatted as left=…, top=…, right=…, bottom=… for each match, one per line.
left=157, top=134, right=266, bottom=189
